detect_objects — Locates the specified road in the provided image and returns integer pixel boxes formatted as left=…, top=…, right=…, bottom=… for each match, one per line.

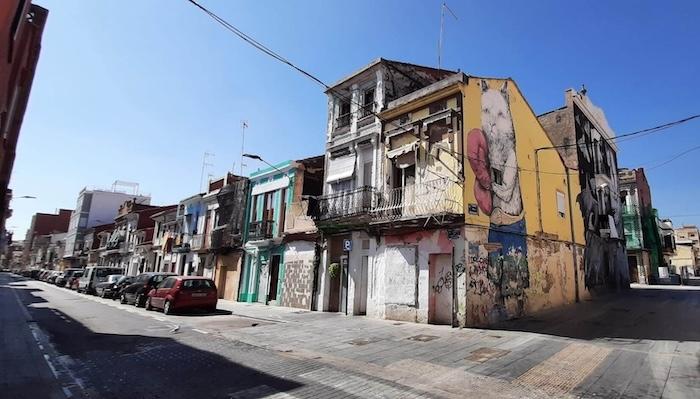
left=2, top=272, right=699, bottom=398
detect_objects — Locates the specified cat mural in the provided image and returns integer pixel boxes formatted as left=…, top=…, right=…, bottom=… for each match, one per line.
left=467, top=80, right=529, bottom=298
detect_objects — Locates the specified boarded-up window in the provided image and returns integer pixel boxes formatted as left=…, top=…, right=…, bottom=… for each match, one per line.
left=384, top=247, right=417, bottom=306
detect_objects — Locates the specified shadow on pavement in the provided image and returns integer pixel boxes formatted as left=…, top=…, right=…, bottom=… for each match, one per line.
left=16, top=283, right=309, bottom=399
left=489, top=287, right=700, bottom=342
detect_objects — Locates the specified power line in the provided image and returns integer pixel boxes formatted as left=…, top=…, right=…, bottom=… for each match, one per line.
left=646, top=144, right=700, bottom=171
left=185, top=0, right=699, bottom=177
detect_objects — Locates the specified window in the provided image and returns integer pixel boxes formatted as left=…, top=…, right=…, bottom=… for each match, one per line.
left=337, top=100, right=351, bottom=127
left=429, top=100, right=447, bottom=115
left=492, top=168, right=503, bottom=185
left=159, top=277, right=176, bottom=289
left=360, top=88, right=375, bottom=118
left=556, top=191, right=566, bottom=218
left=182, top=279, right=214, bottom=289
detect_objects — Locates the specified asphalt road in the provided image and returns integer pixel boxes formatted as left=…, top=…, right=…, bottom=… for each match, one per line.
left=2, top=272, right=699, bottom=399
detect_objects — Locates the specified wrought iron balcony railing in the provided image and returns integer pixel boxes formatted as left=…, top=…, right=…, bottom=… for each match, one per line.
left=248, top=220, right=275, bottom=241
left=371, top=177, right=462, bottom=221
left=310, top=186, right=377, bottom=222
left=336, top=113, right=351, bottom=128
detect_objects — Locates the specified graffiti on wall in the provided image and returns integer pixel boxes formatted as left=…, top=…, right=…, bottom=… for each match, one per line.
left=574, top=105, right=629, bottom=289
left=467, top=80, right=529, bottom=297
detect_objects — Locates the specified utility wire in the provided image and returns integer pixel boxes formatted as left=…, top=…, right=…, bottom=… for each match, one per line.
left=185, top=0, right=698, bottom=177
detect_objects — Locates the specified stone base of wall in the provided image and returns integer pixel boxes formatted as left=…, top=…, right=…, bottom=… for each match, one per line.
left=281, top=241, right=316, bottom=309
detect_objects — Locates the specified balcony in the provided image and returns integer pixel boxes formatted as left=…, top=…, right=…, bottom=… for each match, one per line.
left=248, top=220, right=275, bottom=241
left=310, top=186, right=377, bottom=224
left=372, top=177, right=462, bottom=222
left=284, top=200, right=316, bottom=234
left=210, top=227, right=243, bottom=251
left=191, top=234, right=204, bottom=251
left=336, top=113, right=351, bottom=129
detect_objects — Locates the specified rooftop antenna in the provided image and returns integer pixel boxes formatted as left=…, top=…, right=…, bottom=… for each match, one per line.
left=199, top=151, right=215, bottom=192
left=240, top=120, right=248, bottom=176
left=438, top=2, right=458, bottom=70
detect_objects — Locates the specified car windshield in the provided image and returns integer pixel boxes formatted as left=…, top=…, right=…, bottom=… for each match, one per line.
left=117, top=276, right=131, bottom=284
left=73, top=272, right=83, bottom=278
left=150, top=275, right=169, bottom=285
left=182, top=279, right=214, bottom=290
left=107, top=275, right=123, bottom=283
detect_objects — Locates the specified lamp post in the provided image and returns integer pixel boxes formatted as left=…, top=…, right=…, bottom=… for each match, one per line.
left=242, top=153, right=284, bottom=174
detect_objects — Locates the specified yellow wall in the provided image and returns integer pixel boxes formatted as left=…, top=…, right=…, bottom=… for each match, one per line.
left=461, top=78, right=584, bottom=244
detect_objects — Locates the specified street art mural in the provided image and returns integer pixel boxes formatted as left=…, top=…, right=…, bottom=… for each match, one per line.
left=574, top=105, right=629, bottom=289
left=466, top=80, right=529, bottom=299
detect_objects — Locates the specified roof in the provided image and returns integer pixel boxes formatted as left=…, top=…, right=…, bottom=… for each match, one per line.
left=326, top=58, right=456, bottom=92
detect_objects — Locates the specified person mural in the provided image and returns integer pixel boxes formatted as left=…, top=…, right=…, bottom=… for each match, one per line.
left=467, top=80, right=529, bottom=298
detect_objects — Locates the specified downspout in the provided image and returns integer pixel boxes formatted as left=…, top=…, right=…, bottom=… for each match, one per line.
left=535, top=148, right=544, bottom=233
left=565, top=167, right=580, bottom=303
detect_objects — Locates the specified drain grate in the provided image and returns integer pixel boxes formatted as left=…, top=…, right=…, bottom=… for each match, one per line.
left=466, top=347, right=510, bottom=363
left=406, top=334, right=439, bottom=342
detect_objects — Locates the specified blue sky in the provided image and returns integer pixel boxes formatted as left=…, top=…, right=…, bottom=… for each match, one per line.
left=10, top=0, right=700, bottom=239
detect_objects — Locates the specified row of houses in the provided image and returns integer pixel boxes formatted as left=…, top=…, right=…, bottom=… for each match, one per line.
left=14, top=59, right=693, bottom=326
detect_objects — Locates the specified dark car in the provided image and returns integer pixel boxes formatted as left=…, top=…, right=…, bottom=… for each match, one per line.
left=94, top=274, right=125, bottom=298
left=56, top=268, right=83, bottom=287
left=120, top=273, right=175, bottom=307
left=146, top=276, right=218, bottom=315
left=110, top=275, right=135, bottom=300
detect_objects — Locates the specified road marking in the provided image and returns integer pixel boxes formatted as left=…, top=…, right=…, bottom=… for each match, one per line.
left=62, top=387, right=73, bottom=398
left=192, top=328, right=209, bottom=335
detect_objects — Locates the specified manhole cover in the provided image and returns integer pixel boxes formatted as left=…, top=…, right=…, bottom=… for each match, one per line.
left=348, top=337, right=382, bottom=346
left=407, top=334, right=439, bottom=342
left=466, top=347, right=510, bottom=363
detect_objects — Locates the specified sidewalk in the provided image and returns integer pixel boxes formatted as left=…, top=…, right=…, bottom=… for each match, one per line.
left=180, top=290, right=699, bottom=399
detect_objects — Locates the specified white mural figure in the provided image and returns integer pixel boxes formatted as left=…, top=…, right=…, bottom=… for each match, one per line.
left=480, top=80, right=523, bottom=223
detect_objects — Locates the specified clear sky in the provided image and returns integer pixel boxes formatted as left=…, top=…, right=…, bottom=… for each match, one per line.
left=9, top=0, right=700, bottom=239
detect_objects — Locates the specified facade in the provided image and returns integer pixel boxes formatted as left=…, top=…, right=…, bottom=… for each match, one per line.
left=309, top=59, right=623, bottom=327
left=151, top=207, right=179, bottom=273
left=2, top=239, right=24, bottom=269
left=618, top=168, right=665, bottom=283
left=239, top=157, right=323, bottom=306
left=538, top=88, right=629, bottom=290
left=22, top=209, right=72, bottom=266
left=63, top=185, right=150, bottom=267
left=0, top=1, right=48, bottom=242
left=210, top=174, right=249, bottom=301
left=83, top=223, right=114, bottom=266
left=173, top=194, right=204, bottom=276
left=672, top=225, right=700, bottom=276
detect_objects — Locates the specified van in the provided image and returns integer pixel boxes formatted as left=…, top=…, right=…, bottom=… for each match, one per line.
left=78, top=266, right=125, bottom=294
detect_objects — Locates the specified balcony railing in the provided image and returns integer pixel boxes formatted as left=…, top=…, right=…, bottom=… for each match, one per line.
left=372, top=178, right=462, bottom=221
left=284, top=200, right=316, bottom=234
left=336, top=113, right=351, bottom=128
left=359, top=102, right=375, bottom=119
left=248, top=220, right=275, bottom=241
left=310, top=186, right=377, bottom=222
left=210, top=227, right=243, bottom=250
left=191, top=234, right=204, bottom=250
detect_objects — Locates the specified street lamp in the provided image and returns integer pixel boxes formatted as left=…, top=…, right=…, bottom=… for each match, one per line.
left=242, top=153, right=284, bottom=174
left=13, top=195, right=36, bottom=199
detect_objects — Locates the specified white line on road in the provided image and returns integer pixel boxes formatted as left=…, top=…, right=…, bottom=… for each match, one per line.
left=192, top=328, right=209, bottom=335
left=43, top=354, right=60, bottom=379
left=62, top=387, right=73, bottom=398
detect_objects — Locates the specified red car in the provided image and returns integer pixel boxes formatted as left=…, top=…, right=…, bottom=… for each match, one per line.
left=145, top=276, right=217, bottom=315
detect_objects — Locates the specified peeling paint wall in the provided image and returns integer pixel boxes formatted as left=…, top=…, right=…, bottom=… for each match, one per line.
left=368, top=229, right=454, bottom=323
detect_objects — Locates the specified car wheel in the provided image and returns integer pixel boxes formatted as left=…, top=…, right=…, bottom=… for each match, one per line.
left=120, top=293, right=127, bottom=304
left=145, top=297, right=153, bottom=311
left=134, top=294, right=142, bottom=307
left=163, top=300, right=172, bottom=315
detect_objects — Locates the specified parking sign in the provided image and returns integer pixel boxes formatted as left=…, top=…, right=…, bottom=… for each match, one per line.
left=343, top=239, right=352, bottom=252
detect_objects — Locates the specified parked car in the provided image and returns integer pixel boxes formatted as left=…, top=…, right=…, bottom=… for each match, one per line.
left=94, top=274, right=125, bottom=298
left=78, top=266, right=125, bottom=294
left=146, top=276, right=217, bottom=315
left=68, top=271, right=84, bottom=290
left=110, top=275, right=135, bottom=300
left=56, top=268, right=83, bottom=287
left=38, top=270, right=50, bottom=281
left=120, top=272, right=175, bottom=307
left=46, top=271, right=61, bottom=284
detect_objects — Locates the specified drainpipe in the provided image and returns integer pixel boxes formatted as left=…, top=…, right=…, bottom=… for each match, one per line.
left=534, top=148, right=544, bottom=233
left=565, top=167, right=580, bottom=303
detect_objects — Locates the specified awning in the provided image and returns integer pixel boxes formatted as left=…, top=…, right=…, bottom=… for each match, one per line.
left=386, top=141, right=418, bottom=159
left=251, top=177, right=290, bottom=196
left=325, top=154, right=356, bottom=183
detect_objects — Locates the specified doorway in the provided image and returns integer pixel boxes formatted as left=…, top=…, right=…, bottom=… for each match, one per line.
left=429, top=254, right=453, bottom=325
left=628, top=255, right=639, bottom=283
left=353, top=255, right=368, bottom=315
left=268, top=255, right=281, bottom=303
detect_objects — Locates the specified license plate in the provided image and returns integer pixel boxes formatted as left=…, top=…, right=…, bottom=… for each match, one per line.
left=192, top=293, right=207, bottom=297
